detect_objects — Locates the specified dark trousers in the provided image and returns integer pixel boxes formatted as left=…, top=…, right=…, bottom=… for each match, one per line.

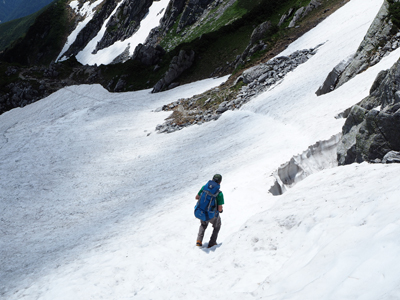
left=197, top=214, right=221, bottom=245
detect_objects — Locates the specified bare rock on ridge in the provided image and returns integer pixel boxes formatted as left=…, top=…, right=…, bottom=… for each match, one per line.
left=320, top=0, right=400, bottom=95
left=288, top=0, right=321, bottom=28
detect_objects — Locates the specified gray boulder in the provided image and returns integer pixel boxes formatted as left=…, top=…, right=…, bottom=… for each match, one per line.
left=316, top=55, right=353, bottom=96
left=288, top=7, right=305, bottom=28
left=250, top=21, right=272, bottom=44
left=132, top=44, right=166, bottom=66
left=242, top=64, right=271, bottom=84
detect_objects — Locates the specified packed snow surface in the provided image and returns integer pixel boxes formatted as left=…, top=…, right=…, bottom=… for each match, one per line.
left=2, top=0, right=400, bottom=299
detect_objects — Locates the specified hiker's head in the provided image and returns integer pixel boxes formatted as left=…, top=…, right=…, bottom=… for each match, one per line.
left=213, top=174, right=222, bottom=184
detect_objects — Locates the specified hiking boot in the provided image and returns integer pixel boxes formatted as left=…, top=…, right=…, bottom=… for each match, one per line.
left=196, top=240, right=202, bottom=247
left=207, top=241, right=217, bottom=248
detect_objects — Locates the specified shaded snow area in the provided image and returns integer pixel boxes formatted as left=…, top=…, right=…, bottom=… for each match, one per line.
left=61, top=0, right=170, bottom=65
left=2, top=0, right=400, bottom=299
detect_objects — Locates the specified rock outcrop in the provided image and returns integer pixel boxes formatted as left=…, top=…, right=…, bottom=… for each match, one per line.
left=234, top=21, right=271, bottom=68
left=145, top=0, right=238, bottom=51
left=287, top=0, right=322, bottom=28
left=95, top=0, right=154, bottom=53
left=318, top=0, right=400, bottom=95
left=62, top=0, right=119, bottom=59
left=315, top=55, right=353, bottom=96
left=152, top=49, right=195, bottom=93
left=155, top=46, right=320, bottom=133
left=338, top=58, right=400, bottom=165
left=176, top=0, right=215, bottom=33
left=131, top=44, right=166, bottom=66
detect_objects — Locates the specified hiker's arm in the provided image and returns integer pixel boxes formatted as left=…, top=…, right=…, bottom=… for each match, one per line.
left=218, top=205, right=223, bottom=213
left=196, top=186, right=204, bottom=200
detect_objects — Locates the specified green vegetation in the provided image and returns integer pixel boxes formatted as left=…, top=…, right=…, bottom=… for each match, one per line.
left=0, top=0, right=71, bottom=66
left=160, top=0, right=281, bottom=51
left=388, top=0, right=400, bottom=29
left=0, top=11, right=41, bottom=51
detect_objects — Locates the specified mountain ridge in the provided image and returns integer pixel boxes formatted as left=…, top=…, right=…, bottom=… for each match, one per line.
left=0, top=0, right=347, bottom=115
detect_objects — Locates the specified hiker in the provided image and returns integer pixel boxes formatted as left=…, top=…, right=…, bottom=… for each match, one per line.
left=195, top=174, right=224, bottom=248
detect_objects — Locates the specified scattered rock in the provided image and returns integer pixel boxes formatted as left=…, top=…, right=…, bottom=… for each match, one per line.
left=155, top=46, right=320, bottom=133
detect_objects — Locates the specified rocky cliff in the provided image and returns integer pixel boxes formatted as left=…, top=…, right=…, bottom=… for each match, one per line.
left=338, top=58, right=400, bottom=165
left=317, top=0, right=400, bottom=96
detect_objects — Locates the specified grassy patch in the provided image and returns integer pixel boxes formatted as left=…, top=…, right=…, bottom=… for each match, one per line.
left=0, top=13, right=39, bottom=51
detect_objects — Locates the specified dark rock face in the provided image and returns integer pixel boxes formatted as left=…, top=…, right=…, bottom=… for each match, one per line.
left=176, top=0, right=215, bottom=33
left=152, top=49, right=195, bottom=93
left=145, top=0, right=186, bottom=46
left=62, top=0, right=119, bottom=59
left=131, top=44, right=166, bottom=66
left=338, top=59, right=400, bottom=165
left=0, top=62, right=102, bottom=115
left=95, top=0, right=154, bottom=53
left=235, top=21, right=271, bottom=67
left=316, top=55, right=353, bottom=96
left=321, top=0, right=400, bottom=95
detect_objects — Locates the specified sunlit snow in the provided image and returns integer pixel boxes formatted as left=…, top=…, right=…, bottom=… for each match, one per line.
left=57, top=0, right=105, bottom=62
left=2, top=0, right=400, bottom=299
left=75, top=0, right=169, bottom=65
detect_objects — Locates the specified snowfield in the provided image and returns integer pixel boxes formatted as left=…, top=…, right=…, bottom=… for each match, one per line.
left=2, top=0, right=400, bottom=299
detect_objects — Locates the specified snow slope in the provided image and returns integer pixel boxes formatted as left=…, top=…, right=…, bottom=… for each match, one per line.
left=2, top=0, right=400, bottom=299
left=58, top=0, right=169, bottom=65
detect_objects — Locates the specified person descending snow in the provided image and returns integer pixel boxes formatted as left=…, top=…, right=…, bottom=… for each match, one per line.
left=195, top=174, right=224, bottom=248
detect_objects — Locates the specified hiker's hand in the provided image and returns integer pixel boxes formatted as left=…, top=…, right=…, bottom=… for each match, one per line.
left=219, top=209, right=223, bottom=213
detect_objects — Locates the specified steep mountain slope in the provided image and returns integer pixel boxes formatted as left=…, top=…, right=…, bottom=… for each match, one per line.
left=0, top=0, right=347, bottom=116
left=0, top=0, right=55, bottom=23
left=2, top=0, right=400, bottom=299
left=0, top=12, right=40, bottom=51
